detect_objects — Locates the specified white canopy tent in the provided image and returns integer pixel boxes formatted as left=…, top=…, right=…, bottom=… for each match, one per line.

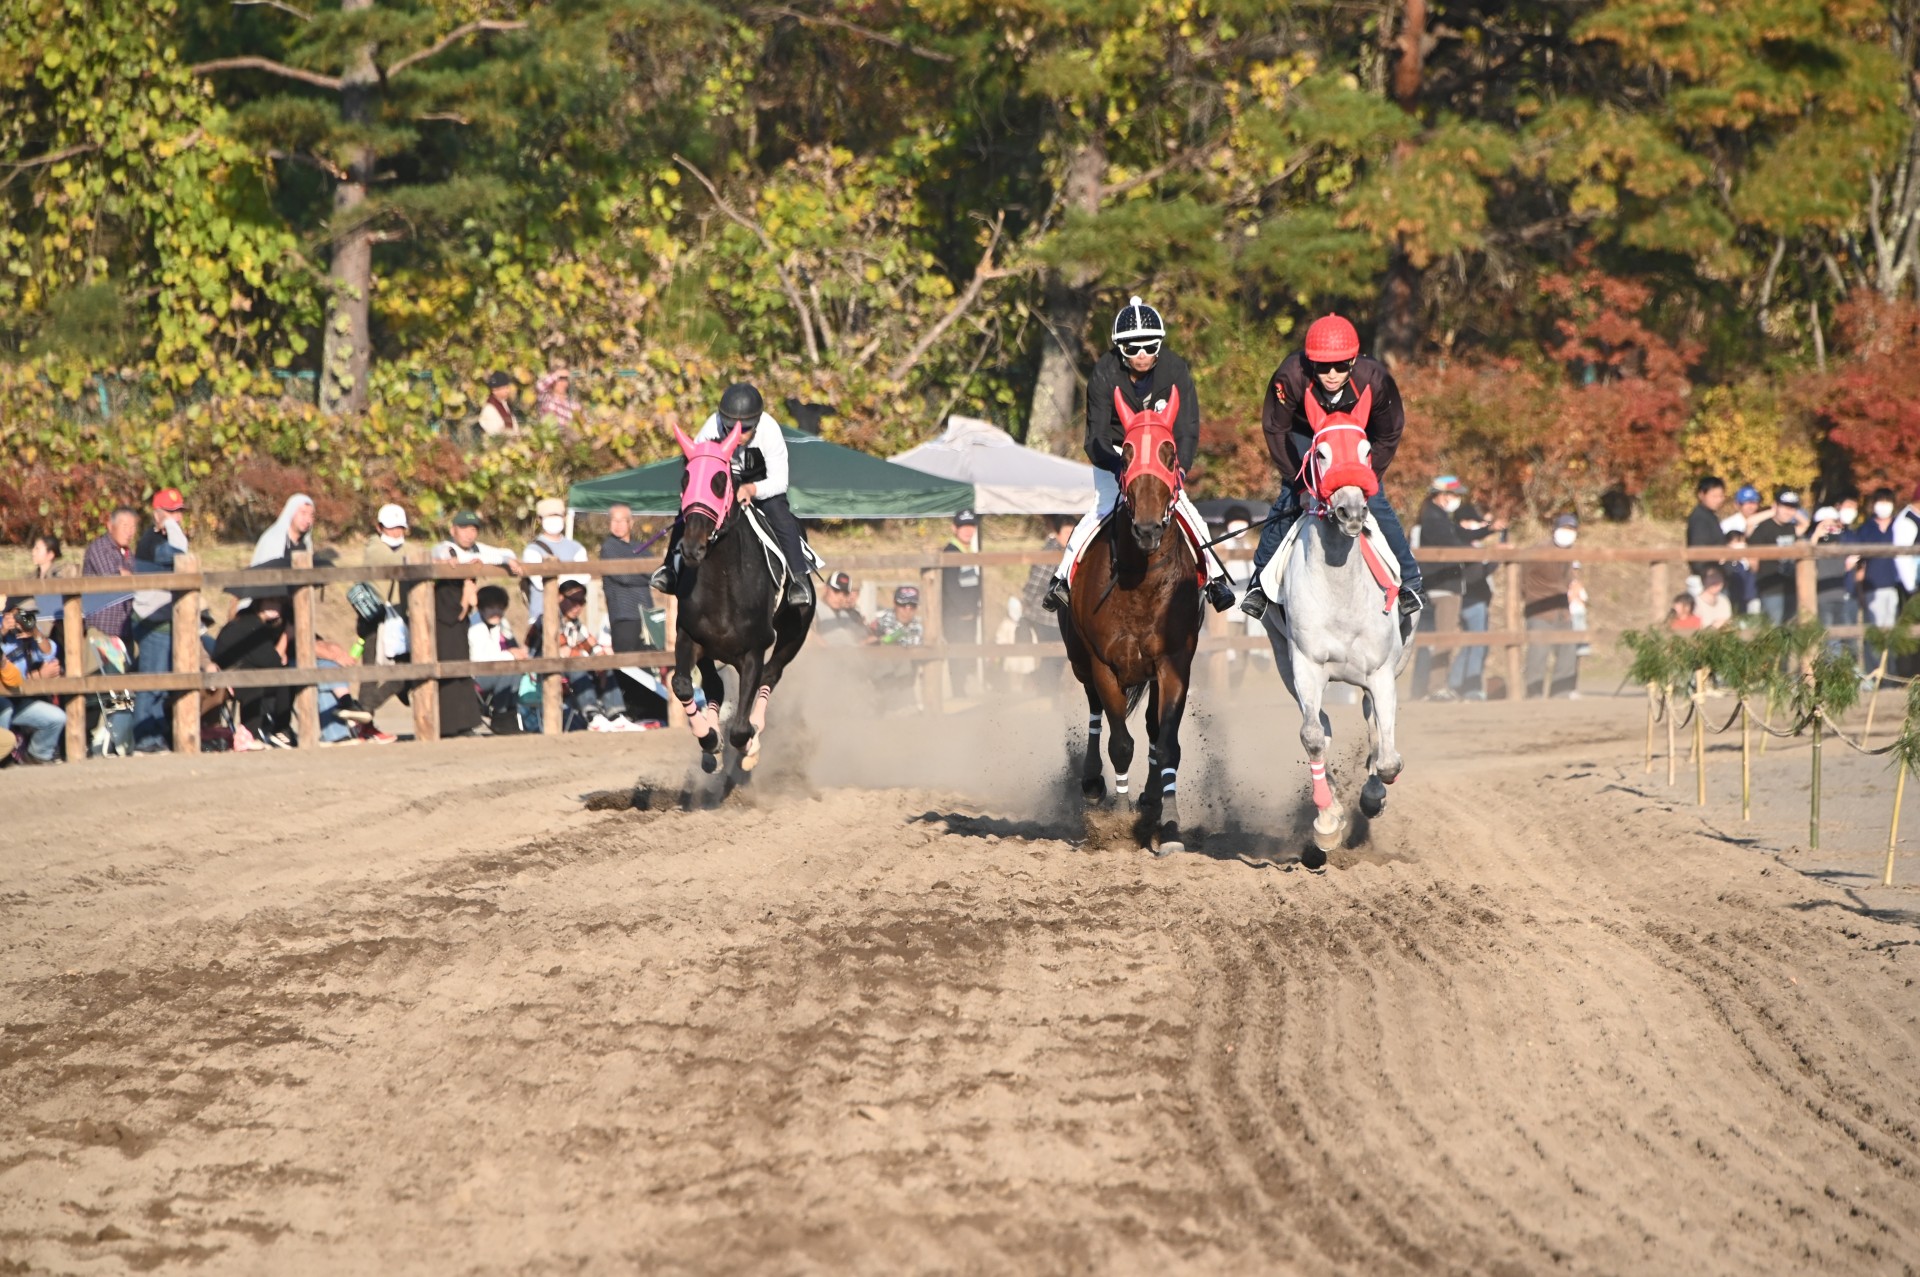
left=890, top=415, right=1098, bottom=515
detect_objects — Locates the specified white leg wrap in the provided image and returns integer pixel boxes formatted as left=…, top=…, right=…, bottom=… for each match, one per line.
left=1161, top=766, right=1177, bottom=794
left=1172, top=489, right=1223, bottom=580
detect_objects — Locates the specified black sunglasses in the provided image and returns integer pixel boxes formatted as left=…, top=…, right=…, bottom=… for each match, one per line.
left=1309, top=357, right=1356, bottom=375
left=1118, top=338, right=1162, bottom=358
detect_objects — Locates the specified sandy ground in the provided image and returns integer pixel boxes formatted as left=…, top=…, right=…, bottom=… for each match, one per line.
left=4, top=666, right=1920, bottom=1274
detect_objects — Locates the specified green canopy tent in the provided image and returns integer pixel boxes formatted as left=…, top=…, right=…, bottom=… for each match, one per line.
left=566, top=427, right=975, bottom=519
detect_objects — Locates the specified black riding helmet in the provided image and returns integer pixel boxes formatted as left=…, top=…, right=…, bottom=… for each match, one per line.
left=718, top=382, right=764, bottom=428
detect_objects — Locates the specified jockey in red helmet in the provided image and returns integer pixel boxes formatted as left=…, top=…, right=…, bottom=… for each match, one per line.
left=1041, top=296, right=1238, bottom=614
left=1237, top=314, right=1426, bottom=621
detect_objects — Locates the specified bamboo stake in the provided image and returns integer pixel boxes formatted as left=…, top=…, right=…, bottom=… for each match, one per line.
left=1666, top=684, right=1678, bottom=787
left=1863, top=648, right=1890, bottom=746
left=1810, top=717, right=1823, bottom=851
left=1886, top=760, right=1907, bottom=887
left=1694, top=668, right=1707, bottom=806
left=1645, top=683, right=1658, bottom=773
left=1761, top=703, right=1774, bottom=755
left=1741, top=702, right=1752, bottom=823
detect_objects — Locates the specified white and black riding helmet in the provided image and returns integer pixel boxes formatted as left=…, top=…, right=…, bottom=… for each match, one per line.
left=1112, top=296, right=1166, bottom=359
left=717, top=382, right=764, bottom=431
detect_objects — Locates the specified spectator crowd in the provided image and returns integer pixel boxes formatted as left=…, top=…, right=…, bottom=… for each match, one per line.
left=13, top=463, right=1908, bottom=768
left=0, top=490, right=676, bottom=765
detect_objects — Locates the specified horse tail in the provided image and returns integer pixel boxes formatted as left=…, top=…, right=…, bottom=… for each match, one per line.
left=1123, top=681, right=1149, bottom=717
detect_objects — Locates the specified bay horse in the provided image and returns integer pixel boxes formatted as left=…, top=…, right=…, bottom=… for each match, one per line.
left=668, top=424, right=815, bottom=777
left=1059, top=387, right=1203, bottom=855
left=1259, top=386, right=1411, bottom=859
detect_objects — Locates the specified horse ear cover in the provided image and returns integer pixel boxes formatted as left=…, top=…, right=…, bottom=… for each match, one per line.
left=720, top=423, right=745, bottom=458
left=673, top=425, right=696, bottom=455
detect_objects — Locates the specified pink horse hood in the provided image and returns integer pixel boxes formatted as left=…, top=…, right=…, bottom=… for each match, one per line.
left=674, top=423, right=744, bottom=522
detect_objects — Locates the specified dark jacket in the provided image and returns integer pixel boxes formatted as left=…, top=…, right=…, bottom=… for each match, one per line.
left=1851, top=520, right=1901, bottom=593
left=942, top=536, right=982, bottom=622
left=1085, top=349, right=1200, bottom=476
left=599, top=534, right=652, bottom=621
left=1261, top=352, right=1405, bottom=489
left=1747, top=516, right=1801, bottom=594
left=1415, top=498, right=1468, bottom=593
left=213, top=610, right=286, bottom=672
left=1685, top=503, right=1726, bottom=576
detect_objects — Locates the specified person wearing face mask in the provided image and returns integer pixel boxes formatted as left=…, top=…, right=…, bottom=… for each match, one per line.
left=523, top=497, right=589, bottom=622
left=1410, top=476, right=1470, bottom=701
left=128, top=489, right=192, bottom=753
left=1239, top=313, right=1424, bottom=622
left=1747, top=490, right=1806, bottom=625
left=1850, top=489, right=1903, bottom=667
left=354, top=503, right=415, bottom=719
left=1521, top=514, right=1584, bottom=699
left=1809, top=506, right=1859, bottom=661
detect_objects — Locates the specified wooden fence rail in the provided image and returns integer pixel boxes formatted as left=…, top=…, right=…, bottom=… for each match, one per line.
left=1, top=540, right=1908, bottom=760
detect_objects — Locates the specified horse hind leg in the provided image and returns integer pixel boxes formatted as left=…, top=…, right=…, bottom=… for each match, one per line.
left=1148, top=660, right=1191, bottom=858
left=728, top=650, right=766, bottom=768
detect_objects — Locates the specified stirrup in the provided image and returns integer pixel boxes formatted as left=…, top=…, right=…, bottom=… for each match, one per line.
left=1398, top=585, right=1426, bottom=616
left=1239, top=586, right=1269, bottom=619
left=1042, top=576, right=1071, bottom=613
left=784, top=576, right=813, bottom=608
left=650, top=563, right=676, bottom=595
left=1204, top=578, right=1237, bottom=613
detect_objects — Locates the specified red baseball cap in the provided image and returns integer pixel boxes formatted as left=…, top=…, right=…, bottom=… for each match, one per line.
left=152, top=488, right=185, bottom=512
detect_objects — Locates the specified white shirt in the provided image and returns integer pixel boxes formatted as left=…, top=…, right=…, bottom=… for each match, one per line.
left=696, top=411, right=790, bottom=499
left=468, top=614, right=517, bottom=663
left=432, top=539, right=518, bottom=567
left=522, top=533, right=588, bottom=618
left=1894, top=506, right=1920, bottom=592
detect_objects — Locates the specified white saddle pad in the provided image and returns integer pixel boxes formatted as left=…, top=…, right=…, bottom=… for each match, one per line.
left=741, top=503, right=823, bottom=590
left=1256, top=510, right=1401, bottom=601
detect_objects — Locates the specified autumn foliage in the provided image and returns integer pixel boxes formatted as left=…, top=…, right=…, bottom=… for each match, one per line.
left=1813, top=300, right=1920, bottom=492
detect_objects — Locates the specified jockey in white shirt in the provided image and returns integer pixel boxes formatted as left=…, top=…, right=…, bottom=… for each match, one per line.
left=651, top=382, right=812, bottom=608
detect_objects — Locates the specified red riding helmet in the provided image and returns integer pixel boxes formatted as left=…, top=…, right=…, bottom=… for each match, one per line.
left=1303, top=314, right=1360, bottom=364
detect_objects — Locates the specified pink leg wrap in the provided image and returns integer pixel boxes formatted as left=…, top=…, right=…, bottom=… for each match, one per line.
left=749, top=686, right=771, bottom=733
left=681, top=699, right=719, bottom=742
left=1310, top=761, right=1333, bottom=810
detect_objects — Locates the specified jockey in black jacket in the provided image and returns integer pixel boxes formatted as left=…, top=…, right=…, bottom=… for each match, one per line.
left=1238, top=313, right=1426, bottom=620
left=1041, top=296, right=1237, bottom=614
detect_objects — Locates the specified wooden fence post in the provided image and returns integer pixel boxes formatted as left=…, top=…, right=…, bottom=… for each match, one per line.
left=920, top=565, right=944, bottom=714
left=170, top=554, right=201, bottom=755
left=1503, top=561, right=1523, bottom=700
left=291, top=551, right=320, bottom=746
left=405, top=553, right=440, bottom=742
left=1794, top=553, right=1817, bottom=622
left=62, top=594, right=87, bottom=762
left=1650, top=560, right=1670, bottom=624
left=540, top=571, right=562, bottom=736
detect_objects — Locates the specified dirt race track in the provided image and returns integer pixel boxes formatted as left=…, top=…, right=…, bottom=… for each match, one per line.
left=4, top=676, right=1920, bottom=1275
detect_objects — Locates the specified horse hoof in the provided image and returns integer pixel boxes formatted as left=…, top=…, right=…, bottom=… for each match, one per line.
left=1310, top=818, right=1343, bottom=855
left=739, top=748, right=760, bottom=772
left=1300, top=843, right=1329, bottom=872
left=1082, top=778, right=1106, bottom=804
left=699, top=751, right=718, bottom=775
left=1359, top=778, right=1388, bottom=819
left=1153, top=824, right=1184, bottom=858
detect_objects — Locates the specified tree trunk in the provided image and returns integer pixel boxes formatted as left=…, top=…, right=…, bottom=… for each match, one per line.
left=1025, top=133, right=1106, bottom=456
left=321, top=0, right=377, bottom=416
left=1372, top=0, right=1429, bottom=369
left=1373, top=248, right=1423, bottom=367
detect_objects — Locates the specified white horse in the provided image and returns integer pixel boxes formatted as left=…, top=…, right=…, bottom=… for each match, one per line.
left=1260, top=402, right=1412, bottom=858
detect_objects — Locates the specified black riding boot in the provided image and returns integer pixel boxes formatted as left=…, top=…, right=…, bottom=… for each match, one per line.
left=650, top=518, right=685, bottom=595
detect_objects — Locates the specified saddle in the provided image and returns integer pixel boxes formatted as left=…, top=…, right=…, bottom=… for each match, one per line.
left=1067, top=505, right=1210, bottom=583
left=1256, top=502, right=1401, bottom=614
left=740, top=502, right=824, bottom=597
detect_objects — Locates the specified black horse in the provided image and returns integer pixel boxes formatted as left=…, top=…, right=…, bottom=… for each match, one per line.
left=668, top=426, right=815, bottom=775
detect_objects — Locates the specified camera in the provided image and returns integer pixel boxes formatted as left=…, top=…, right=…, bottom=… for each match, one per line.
left=8, top=605, right=35, bottom=633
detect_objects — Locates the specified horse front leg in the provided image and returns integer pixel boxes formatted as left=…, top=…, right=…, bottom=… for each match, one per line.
left=729, top=648, right=766, bottom=769
left=695, top=655, right=726, bottom=773
left=671, top=632, right=721, bottom=762
left=1086, top=661, right=1136, bottom=805
left=1148, top=659, right=1191, bottom=857
left=1291, top=654, right=1343, bottom=857
left=1079, top=678, right=1107, bottom=802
